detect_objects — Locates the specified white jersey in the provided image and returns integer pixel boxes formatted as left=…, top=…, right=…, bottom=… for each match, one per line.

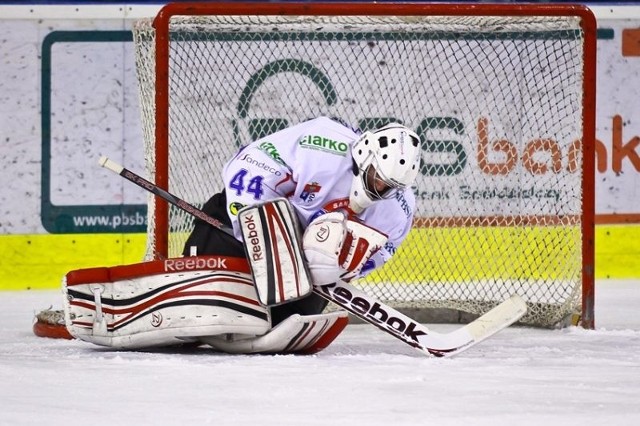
left=223, top=116, right=416, bottom=276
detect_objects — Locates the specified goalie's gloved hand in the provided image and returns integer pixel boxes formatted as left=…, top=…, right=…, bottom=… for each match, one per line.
left=302, top=212, right=347, bottom=286
left=302, top=212, right=388, bottom=285
left=338, top=220, right=387, bottom=282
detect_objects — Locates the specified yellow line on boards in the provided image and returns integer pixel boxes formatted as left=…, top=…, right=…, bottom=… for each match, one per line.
left=0, top=234, right=147, bottom=290
left=0, top=225, right=638, bottom=290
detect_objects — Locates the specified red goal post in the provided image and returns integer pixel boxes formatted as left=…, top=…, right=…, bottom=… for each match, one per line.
left=134, top=2, right=596, bottom=328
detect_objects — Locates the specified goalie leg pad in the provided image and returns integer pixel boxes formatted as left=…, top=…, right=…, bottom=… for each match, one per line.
left=199, top=310, right=349, bottom=355
left=63, top=257, right=270, bottom=349
left=238, top=198, right=313, bottom=306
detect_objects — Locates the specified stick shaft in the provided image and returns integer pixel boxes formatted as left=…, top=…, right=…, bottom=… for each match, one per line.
left=99, top=156, right=233, bottom=236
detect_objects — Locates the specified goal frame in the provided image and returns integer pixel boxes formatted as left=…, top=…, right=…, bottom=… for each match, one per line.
left=148, top=1, right=597, bottom=328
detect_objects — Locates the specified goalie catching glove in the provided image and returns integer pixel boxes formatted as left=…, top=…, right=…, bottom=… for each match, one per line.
left=302, top=212, right=388, bottom=285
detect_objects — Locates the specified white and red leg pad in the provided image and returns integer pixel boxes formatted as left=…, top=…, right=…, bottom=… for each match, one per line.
left=238, top=198, right=313, bottom=306
left=199, top=310, right=349, bottom=355
left=63, top=256, right=271, bottom=349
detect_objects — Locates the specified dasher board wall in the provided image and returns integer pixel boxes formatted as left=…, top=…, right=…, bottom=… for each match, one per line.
left=0, top=3, right=638, bottom=289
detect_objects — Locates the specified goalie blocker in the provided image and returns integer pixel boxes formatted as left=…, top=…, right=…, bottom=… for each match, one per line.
left=61, top=255, right=347, bottom=354
left=238, top=198, right=313, bottom=306
left=238, top=198, right=387, bottom=306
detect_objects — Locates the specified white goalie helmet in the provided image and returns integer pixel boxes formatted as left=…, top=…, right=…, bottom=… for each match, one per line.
left=349, top=123, right=422, bottom=213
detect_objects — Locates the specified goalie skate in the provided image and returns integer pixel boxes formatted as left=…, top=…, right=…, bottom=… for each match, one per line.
left=33, top=308, right=73, bottom=340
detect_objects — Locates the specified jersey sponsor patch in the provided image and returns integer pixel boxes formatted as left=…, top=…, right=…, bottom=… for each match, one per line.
left=309, top=197, right=354, bottom=222
left=384, top=241, right=397, bottom=255
left=394, top=191, right=412, bottom=218
left=257, top=141, right=290, bottom=168
left=238, top=152, right=282, bottom=176
left=299, top=134, right=349, bottom=156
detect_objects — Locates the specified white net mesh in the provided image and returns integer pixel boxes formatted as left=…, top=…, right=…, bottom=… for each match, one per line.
left=133, top=9, right=591, bottom=327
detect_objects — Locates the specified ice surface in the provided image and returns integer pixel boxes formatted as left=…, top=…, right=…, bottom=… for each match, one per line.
left=1, top=280, right=639, bottom=425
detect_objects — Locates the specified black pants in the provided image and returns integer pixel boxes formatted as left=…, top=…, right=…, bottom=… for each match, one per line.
left=182, top=191, right=328, bottom=326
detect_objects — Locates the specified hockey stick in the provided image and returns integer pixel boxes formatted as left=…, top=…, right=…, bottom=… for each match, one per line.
left=99, top=156, right=527, bottom=357
left=99, top=157, right=230, bottom=232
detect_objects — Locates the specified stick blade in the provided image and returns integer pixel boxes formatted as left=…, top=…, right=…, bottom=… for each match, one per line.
left=465, top=294, right=528, bottom=341
left=422, top=294, right=528, bottom=357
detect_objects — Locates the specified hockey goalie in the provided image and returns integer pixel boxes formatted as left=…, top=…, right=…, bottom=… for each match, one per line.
left=56, top=118, right=423, bottom=354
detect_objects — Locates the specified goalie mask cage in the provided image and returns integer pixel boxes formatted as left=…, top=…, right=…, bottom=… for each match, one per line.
left=133, top=2, right=596, bottom=328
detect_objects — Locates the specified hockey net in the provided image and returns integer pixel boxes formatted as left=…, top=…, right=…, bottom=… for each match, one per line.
left=133, top=2, right=596, bottom=328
